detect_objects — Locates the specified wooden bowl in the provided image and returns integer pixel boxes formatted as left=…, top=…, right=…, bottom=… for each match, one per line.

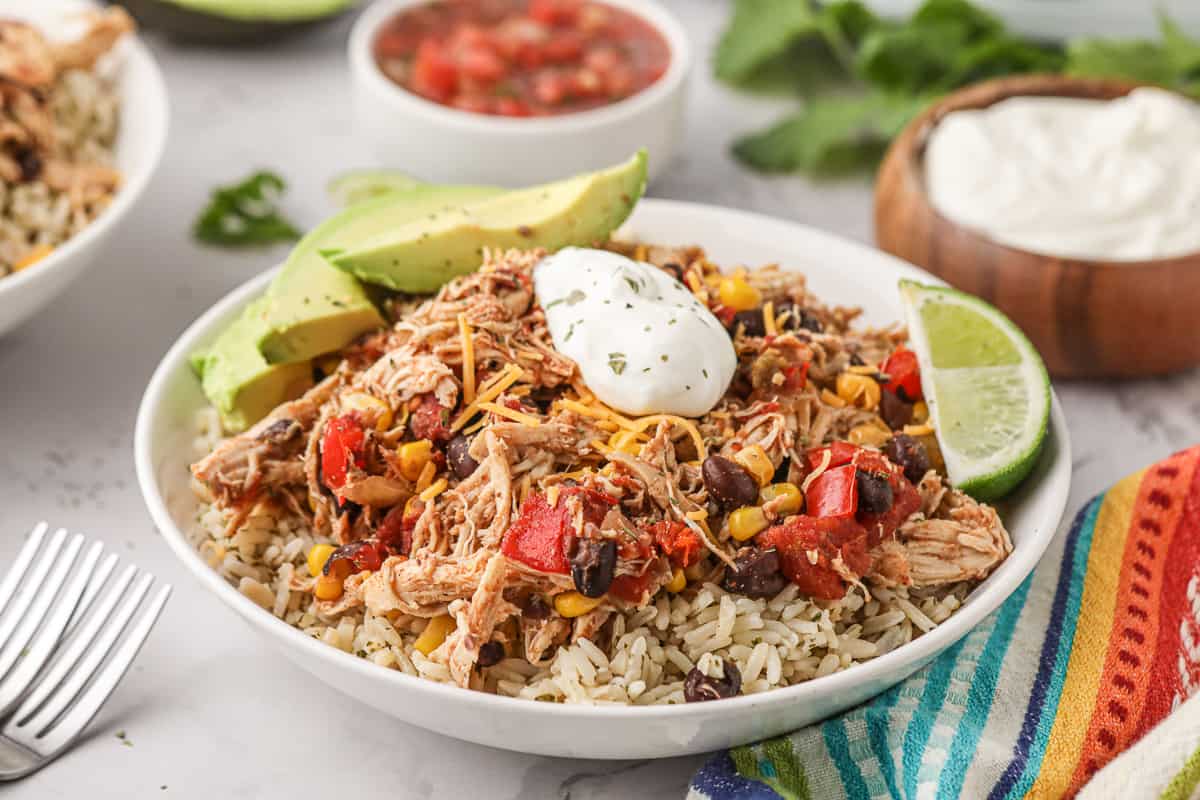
left=874, top=74, right=1200, bottom=379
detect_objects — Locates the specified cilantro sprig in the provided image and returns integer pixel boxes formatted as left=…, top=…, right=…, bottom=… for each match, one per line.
left=193, top=170, right=301, bottom=247
left=716, top=0, right=1200, bottom=176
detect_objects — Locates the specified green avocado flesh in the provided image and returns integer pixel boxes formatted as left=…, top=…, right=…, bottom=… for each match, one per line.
left=329, top=150, right=649, bottom=293
left=256, top=184, right=500, bottom=365
left=158, top=0, right=353, bottom=22
left=191, top=298, right=315, bottom=433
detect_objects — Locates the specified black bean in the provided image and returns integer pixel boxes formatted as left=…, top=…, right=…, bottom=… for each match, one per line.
left=476, top=641, right=505, bottom=668
left=571, top=538, right=617, bottom=598
left=15, top=147, right=41, bottom=182
left=684, top=659, right=743, bottom=702
left=777, top=302, right=823, bottom=334
left=256, top=418, right=297, bottom=444
left=732, top=309, right=765, bottom=337
left=702, top=455, right=759, bottom=509
left=523, top=594, right=550, bottom=620
left=661, top=262, right=684, bottom=282
left=879, top=390, right=914, bottom=430
left=446, top=434, right=479, bottom=479
left=723, top=547, right=788, bottom=599
left=856, top=470, right=893, bottom=514
left=771, top=458, right=791, bottom=485
left=884, top=434, right=931, bottom=485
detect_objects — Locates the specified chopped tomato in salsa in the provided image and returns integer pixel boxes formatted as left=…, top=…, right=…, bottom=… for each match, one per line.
left=501, top=487, right=615, bottom=573
left=757, top=516, right=870, bottom=601
left=321, top=415, right=366, bottom=500
left=373, top=0, right=670, bottom=116
left=409, top=394, right=453, bottom=443
left=880, top=348, right=922, bottom=402
left=647, top=520, right=702, bottom=568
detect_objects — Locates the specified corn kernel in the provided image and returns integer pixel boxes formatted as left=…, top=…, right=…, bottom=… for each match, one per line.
left=553, top=591, right=603, bottom=618
left=667, top=567, right=687, bottom=593
left=848, top=423, right=892, bottom=448
left=734, top=445, right=775, bottom=487
left=729, top=506, right=769, bottom=541
left=760, top=483, right=804, bottom=514
left=314, top=574, right=344, bottom=601
left=307, top=543, right=336, bottom=578
left=820, top=388, right=847, bottom=409
left=912, top=401, right=930, bottom=424
left=414, top=614, right=456, bottom=655
left=836, top=373, right=881, bottom=410
left=342, top=391, right=393, bottom=431
left=13, top=244, right=52, bottom=272
left=398, top=440, right=434, bottom=481
left=903, top=423, right=934, bottom=437
left=717, top=276, right=762, bottom=312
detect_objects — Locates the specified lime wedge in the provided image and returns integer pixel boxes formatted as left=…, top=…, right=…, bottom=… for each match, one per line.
left=898, top=280, right=1050, bottom=501
left=327, top=170, right=426, bottom=208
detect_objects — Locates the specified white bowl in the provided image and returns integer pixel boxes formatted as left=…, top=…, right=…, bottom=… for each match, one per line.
left=135, top=200, right=1071, bottom=759
left=0, top=0, right=168, bottom=338
left=347, top=0, right=690, bottom=186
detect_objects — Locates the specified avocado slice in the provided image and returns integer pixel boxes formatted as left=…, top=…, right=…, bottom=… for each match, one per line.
left=328, top=170, right=427, bottom=209
left=327, top=151, right=649, bottom=293
left=121, top=0, right=353, bottom=44
left=191, top=298, right=315, bottom=433
left=256, top=184, right=501, bottom=365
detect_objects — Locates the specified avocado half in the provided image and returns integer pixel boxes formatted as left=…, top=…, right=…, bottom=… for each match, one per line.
left=114, top=0, right=356, bottom=44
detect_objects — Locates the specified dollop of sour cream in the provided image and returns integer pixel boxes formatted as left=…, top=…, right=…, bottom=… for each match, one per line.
left=534, top=247, right=736, bottom=417
left=924, top=88, right=1200, bottom=261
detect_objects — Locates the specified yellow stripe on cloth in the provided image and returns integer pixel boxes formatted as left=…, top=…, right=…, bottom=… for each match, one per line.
left=1027, top=468, right=1144, bottom=799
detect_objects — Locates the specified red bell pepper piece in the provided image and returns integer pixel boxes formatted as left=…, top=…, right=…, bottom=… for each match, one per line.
left=501, top=492, right=572, bottom=573
left=805, top=441, right=860, bottom=471
left=881, top=348, right=922, bottom=402
left=321, top=415, right=365, bottom=499
left=647, top=520, right=702, bottom=568
left=608, top=566, right=661, bottom=604
left=805, top=463, right=859, bottom=518
left=757, top=515, right=870, bottom=600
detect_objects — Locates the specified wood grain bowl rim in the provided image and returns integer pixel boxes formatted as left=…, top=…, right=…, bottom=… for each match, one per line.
left=892, top=73, right=1200, bottom=274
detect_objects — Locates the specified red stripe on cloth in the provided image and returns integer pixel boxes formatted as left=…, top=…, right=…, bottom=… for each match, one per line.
left=1066, top=448, right=1199, bottom=796
left=1139, top=447, right=1200, bottom=732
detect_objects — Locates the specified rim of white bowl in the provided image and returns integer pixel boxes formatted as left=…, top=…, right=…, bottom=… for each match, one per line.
left=0, top=26, right=169, bottom=301
left=348, top=0, right=692, bottom=136
left=135, top=199, right=1070, bottom=720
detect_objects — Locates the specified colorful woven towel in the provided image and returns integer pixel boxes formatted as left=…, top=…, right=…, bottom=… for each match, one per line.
left=689, top=446, right=1200, bottom=800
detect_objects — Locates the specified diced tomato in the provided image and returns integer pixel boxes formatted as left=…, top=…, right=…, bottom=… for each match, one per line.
left=880, top=348, right=922, bottom=402
left=805, top=464, right=859, bottom=518
left=501, top=492, right=573, bottom=573
left=647, top=520, right=702, bottom=568
left=533, top=70, right=569, bottom=105
left=450, top=93, right=494, bottom=114
left=528, top=0, right=581, bottom=26
left=543, top=30, right=584, bottom=62
left=376, top=504, right=414, bottom=556
left=409, top=393, right=453, bottom=443
left=608, top=565, right=661, bottom=604
left=320, top=415, right=365, bottom=499
left=410, top=38, right=459, bottom=102
left=757, top=516, right=870, bottom=600
left=495, top=97, right=532, bottom=117
left=459, top=46, right=507, bottom=83
left=783, top=362, right=810, bottom=391
left=324, top=540, right=386, bottom=577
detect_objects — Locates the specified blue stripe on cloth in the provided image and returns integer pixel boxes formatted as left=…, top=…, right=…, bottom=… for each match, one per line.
left=988, top=495, right=1101, bottom=800
left=691, top=751, right=785, bottom=800
left=902, top=637, right=969, bottom=797
left=935, top=571, right=1036, bottom=800
left=824, top=717, right=871, bottom=798
left=865, top=684, right=903, bottom=799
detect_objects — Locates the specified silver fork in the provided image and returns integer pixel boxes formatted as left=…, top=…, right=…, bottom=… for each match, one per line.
left=0, top=522, right=170, bottom=780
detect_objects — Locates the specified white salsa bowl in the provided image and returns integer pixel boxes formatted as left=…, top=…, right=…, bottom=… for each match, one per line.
left=135, top=200, right=1070, bottom=759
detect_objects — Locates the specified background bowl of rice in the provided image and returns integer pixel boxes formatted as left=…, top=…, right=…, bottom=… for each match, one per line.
left=0, top=0, right=168, bottom=338
left=135, top=200, right=1072, bottom=759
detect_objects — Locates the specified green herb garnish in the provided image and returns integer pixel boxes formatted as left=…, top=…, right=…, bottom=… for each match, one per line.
left=193, top=171, right=300, bottom=247
left=608, top=352, right=628, bottom=375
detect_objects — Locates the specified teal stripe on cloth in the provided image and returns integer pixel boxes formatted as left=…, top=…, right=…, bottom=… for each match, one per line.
left=936, top=573, right=1035, bottom=799
left=1000, top=497, right=1100, bottom=800
left=824, top=717, right=870, bottom=798
left=902, top=637, right=968, bottom=797
left=865, top=685, right=903, bottom=798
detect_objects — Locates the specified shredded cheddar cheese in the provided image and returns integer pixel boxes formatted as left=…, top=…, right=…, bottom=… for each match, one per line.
left=451, top=364, right=525, bottom=431
left=457, top=313, right=476, bottom=404
left=478, top=401, right=541, bottom=427
left=546, top=484, right=561, bottom=508
left=686, top=509, right=708, bottom=521
left=419, top=478, right=448, bottom=502
left=763, top=300, right=777, bottom=337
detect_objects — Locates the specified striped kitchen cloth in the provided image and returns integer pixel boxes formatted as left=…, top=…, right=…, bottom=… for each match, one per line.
left=689, top=446, right=1200, bottom=800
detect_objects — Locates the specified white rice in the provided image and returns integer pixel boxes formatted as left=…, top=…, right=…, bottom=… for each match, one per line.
left=189, top=407, right=970, bottom=705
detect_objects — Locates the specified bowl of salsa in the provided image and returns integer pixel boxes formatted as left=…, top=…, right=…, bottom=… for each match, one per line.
left=349, top=0, right=690, bottom=185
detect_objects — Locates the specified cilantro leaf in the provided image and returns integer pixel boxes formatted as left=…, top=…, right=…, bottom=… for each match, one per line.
left=714, top=0, right=827, bottom=85
left=193, top=171, right=301, bottom=247
left=733, top=92, right=929, bottom=174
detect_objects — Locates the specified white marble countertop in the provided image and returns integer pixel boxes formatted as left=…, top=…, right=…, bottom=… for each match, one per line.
left=2, top=2, right=1199, bottom=797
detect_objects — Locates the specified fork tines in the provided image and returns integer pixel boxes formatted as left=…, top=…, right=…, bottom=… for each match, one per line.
left=0, top=522, right=170, bottom=763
